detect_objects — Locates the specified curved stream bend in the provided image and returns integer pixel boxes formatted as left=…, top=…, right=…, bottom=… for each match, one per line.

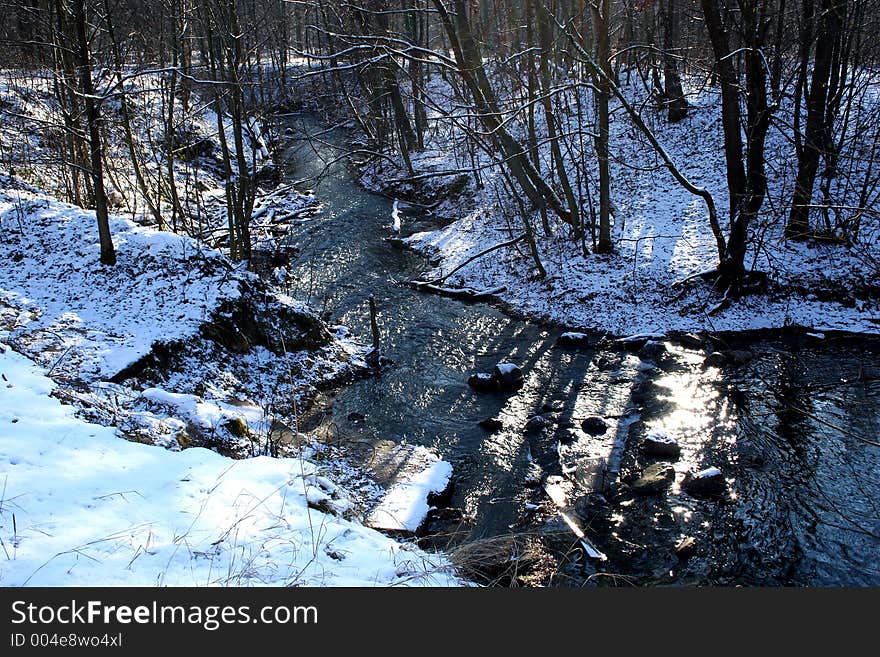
left=279, top=117, right=880, bottom=587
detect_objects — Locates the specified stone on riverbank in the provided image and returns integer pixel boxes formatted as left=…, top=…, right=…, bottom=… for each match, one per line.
left=478, top=417, right=504, bottom=432
left=631, top=463, right=676, bottom=494
left=641, top=431, right=681, bottom=459
left=493, top=362, right=524, bottom=390
left=557, top=332, right=594, bottom=348
left=524, top=415, right=549, bottom=433
left=683, top=467, right=726, bottom=497
left=468, top=372, right=499, bottom=393
left=581, top=416, right=608, bottom=435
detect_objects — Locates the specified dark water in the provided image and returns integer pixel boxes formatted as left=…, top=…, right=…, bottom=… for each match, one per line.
left=279, top=117, right=880, bottom=586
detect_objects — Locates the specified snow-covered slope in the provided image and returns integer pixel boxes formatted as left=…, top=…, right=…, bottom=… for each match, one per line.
left=0, top=346, right=461, bottom=586
left=0, top=176, right=241, bottom=379
left=364, top=76, right=880, bottom=336
left=0, top=172, right=464, bottom=587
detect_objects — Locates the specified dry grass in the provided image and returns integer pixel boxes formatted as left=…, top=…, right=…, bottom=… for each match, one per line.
left=447, top=533, right=550, bottom=587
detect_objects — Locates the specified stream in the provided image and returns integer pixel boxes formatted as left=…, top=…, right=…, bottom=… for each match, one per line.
left=278, top=116, right=880, bottom=587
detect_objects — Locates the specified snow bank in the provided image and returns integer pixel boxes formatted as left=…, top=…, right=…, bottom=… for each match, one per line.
left=0, top=180, right=240, bottom=379
left=378, top=77, right=880, bottom=336
left=0, top=347, right=462, bottom=586
left=366, top=447, right=453, bottom=533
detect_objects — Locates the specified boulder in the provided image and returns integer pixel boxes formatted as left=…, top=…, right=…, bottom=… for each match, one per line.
left=641, top=431, right=681, bottom=459
left=524, top=415, right=549, bottom=433
left=638, top=340, right=668, bottom=362
left=683, top=467, right=726, bottom=497
left=618, top=336, right=651, bottom=352
left=631, top=462, right=676, bottom=494
left=467, top=372, right=499, bottom=393
left=468, top=363, right=523, bottom=393
left=493, top=362, right=524, bottom=390
left=478, top=417, right=504, bottom=433
left=702, top=349, right=754, bottom=369
left=581, top=416, right=608, bottom=435
left=557, top=332, right=594, bottom=348
left=671, top=332, right=705, bottom=350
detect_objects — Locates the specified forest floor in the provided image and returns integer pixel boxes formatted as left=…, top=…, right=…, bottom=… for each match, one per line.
left=0, top=72, right=462, bottom=586
left=360, top=75, right=880, bottom=337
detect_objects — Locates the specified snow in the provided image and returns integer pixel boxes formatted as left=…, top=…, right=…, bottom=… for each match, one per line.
left=366, top=447, right=453, bottom=533
left=0, top=69, right=318, bottom=255
left=694, top=467, right=722, bottom=479
left=140, top=388, right=266, bottom=435
left=0, top=347, right=462, bottom=586
left=0, top=180, right=240, bottom=380
left=646, top=430, right=677, bottom=445
left=365, top=74, right=880, bottom=337
left=391, top=199, right=402, bottom=234
left=495, top=362, right=519, bottom=377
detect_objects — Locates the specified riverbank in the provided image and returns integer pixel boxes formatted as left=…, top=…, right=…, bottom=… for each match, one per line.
left=0, top=170, right=462, bottom=586
left=356, top=77, right=880, bottom=338
left=276, top=116, right=880, bottom=587
left=0, top=345, right=461, bottom=586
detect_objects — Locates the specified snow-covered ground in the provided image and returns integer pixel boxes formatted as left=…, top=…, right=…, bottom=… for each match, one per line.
left=362, top=74, right=880, bottom=336
left=366, top=449, right=452, bottom=533
left=0, top=175, right=462, bottom=586
left=0, top=68, right=317, bottom=253
left=0, top=346, right=461, bottom=586
left=0, top=176, right=240, bottom=380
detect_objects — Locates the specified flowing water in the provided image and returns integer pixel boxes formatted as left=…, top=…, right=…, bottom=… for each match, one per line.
left=279, top=117, right=880, bottom=586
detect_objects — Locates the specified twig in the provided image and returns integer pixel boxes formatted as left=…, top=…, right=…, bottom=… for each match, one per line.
left=413, top=233, right=525, bottom=287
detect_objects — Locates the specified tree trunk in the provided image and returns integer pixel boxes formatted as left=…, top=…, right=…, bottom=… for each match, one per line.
left=591, top=0, right=614, bottom=253
left=660, top=0, right=688, bottom=122
left=787, top=0, right=846, bottom=238
left=104, top=0, right=165, bottom=230
left=700, top=0, right=747, bottom=223
left=73, top=0, right=116, bottom=266
left=432, top=0, right=574, bottom=228
left=702, top=0, right=772, bottom=286
left=537, top=1, right=582, bottom=245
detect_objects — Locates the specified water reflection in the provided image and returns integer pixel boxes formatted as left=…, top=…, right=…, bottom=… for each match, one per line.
left=279, top=116, right=880, bottom=586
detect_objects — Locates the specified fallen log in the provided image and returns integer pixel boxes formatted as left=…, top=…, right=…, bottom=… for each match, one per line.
left=410, top=281, right=506, bottom=301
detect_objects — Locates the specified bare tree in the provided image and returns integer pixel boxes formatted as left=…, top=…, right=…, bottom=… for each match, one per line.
left=787, top=0, right=849, bottom=239
left=71, top=0, right=116, bottom=265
